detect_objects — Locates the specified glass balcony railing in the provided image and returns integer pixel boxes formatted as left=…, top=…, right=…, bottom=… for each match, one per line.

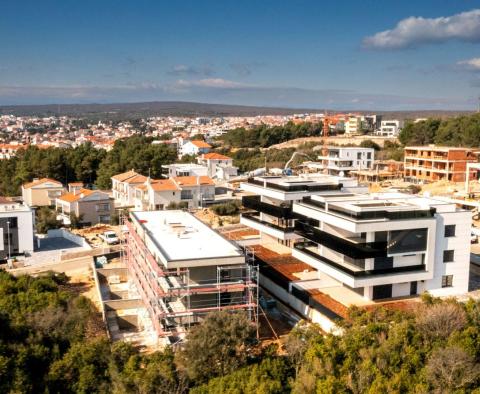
left=242, top=195, right=294, bottom=219
left=294, top=241, right=426, bottom=278
left=246, top=178, right=342, bottom=193
left=241, top=213, right=295, bottom=233
left=300, top=197, right=436, bottom=221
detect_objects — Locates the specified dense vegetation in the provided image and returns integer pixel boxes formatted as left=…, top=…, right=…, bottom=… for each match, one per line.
left=2, top=270, right=479, bottom=393
left=220, top=121, right=323, bottom=148
left=0, top=137, right=177, bottom=196
left=399, top=114, right=480, bottom=147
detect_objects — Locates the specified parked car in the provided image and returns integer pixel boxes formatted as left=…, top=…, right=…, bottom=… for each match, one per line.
left=100, top=231, right=119, bottom=245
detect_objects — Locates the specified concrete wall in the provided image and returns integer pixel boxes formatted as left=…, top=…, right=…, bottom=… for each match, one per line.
left=47, top=228, right=91, bottom=248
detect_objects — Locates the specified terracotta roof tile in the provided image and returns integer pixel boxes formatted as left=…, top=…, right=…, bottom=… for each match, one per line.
left=190, top=140, right=211, bottom=149
left=202, top=152, right=231, bottom=160
left=173, top=176, right=214, bottom=187
left=23, top=178, right=63, bottom=189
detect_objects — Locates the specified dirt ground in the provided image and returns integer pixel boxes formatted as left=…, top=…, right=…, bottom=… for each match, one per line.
left=73, top=224, right=120, bottom=247
left=194, top=208, right=240, bottom=228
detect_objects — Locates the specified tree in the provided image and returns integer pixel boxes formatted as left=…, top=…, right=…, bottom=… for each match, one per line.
left=177, top=310, right=256, bottom=382
left=36, top=206, right=62, bottom=234
left=69, top=213, right=84, bottom=229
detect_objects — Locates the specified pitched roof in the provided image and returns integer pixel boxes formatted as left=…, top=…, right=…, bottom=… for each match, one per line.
left=190, top=140, right=212, bottom=149
left=151, top=179, right=180, bottom=191
left=68, top=182, right=84, bottom=186
left=23, top=178, right=63, bottom=189
left=124, top=174, right=148, bottom=184
left=57, top=188, right=95, bottom=203
left=111, top=170, right=139, bottom=182
left=202, top=152, right=232, bottom=160
left=173, top=176, right=214, bottom=187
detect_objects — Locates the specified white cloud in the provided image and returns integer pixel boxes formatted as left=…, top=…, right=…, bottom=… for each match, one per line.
left=363, top=9, right=480, bottom=49
left=174, top=78, right=248, bottom=89
left=457, top=57, right=480, bottom=71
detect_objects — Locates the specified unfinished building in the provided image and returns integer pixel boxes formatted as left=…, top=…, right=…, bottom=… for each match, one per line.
left=123, top=210, right=258, bottom=345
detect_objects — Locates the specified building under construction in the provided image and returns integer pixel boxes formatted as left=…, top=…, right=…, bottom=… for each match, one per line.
left=123, top=210, right=258, bottom=345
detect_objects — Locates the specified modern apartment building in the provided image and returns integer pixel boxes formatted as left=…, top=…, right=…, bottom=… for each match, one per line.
left=240, top=175, right=365, bottom=252
left=404, top=146, right=478, bottom=183
left=375, top=120, right=402, bottom=137
left=22, top=178, right=65, bottom=207
left=292, top=192, right=471, bottom=300
left=124, top=210, right=257, bottom=343
left=309, top=146, right=374, bottom=176
left=0, top=197, right=35, bottom=261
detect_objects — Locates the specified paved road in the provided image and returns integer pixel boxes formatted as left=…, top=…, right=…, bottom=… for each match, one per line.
left=25, top=237, right=88, bottom=266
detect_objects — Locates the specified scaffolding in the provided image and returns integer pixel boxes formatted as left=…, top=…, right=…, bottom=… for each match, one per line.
left=121, top=214, right=259, bottom=345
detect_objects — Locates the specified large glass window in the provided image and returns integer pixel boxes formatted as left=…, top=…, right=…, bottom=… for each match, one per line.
left=388, top=228, right=427, bottom=254
left=441, top=275, right=453, bottom=288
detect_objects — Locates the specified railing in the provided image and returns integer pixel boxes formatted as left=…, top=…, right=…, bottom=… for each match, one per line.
left=295, top=221, right=387, bottom=259
left=301, top=197, right=436, bottom=221
left=294, top=242, right=426, bottom=278
left=246, top=178, right=342, bottom=193
left=242, top=195, right=294, bottom=219
left=241, top=213, right=295, bottom=233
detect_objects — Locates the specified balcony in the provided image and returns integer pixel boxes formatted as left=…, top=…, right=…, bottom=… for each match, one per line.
left=246, top=178, right=342, bottom=193
left=293, top=241, right=426, bottom=279
left=295, top=221, right=387, bottom=259
left=240, top=213, right=299, bottom=240
left=300, top=197, right=436, bottom=221
left=242, top=195, right=294, bottom=219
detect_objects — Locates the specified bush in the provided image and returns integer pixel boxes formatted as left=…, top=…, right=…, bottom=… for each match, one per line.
left=166, top=201, right=189, bottom=210
left=210, top=201, right=240, bottom=216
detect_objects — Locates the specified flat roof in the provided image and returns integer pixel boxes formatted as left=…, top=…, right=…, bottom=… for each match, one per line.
left=131, top=210, right=243, bottom=261
left=405, top=146, right=473, bottom=152
left=250, top=174, right=354, bottom=186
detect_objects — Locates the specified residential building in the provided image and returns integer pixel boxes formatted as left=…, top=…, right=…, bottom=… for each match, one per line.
left=292, top=192, right=471, bottom=301
left=180, top=140, right=212, bottom=157
left=0, top=197, right=35, bottom=261
left=308, top=146, right=374, bottom=176
left=22, top=178, right=65, bottom=207
left=375, top=120, right=402, bottom=137
left=197, top=152, right=238, bottom=180
left=133, top=176, right=216, bottom=211
left=344, top=115, right=363, bottom=134
left=124, top=210, right=257, bottom=343
left=404, top=146, right=478, bottom=183
left=111, top=170, right=148, bottom=207
left=163, top=163, right=208, bottom=178
left=56, top=188, right=114, bottom=225
left=240, top=174, right=365, bottom=253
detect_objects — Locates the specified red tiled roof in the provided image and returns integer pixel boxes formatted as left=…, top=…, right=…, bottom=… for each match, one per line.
left=173, top=176, right=214, bottom=187
left=190, top=140, right=211, bottom=149
left=23, top=178, right=62, bottom=189
left=202, top=152, right=231, bottom=160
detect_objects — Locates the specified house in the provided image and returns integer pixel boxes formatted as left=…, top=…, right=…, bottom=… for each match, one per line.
left=404, top=146, right=479, bottom=183
left=0, top=197, right=35, bottom=261
left=124, top=210, right=256, bottom=342
left=163, top=163, right=209, bottom=178
left=180, top=140, right=212, bottom=157
left=22, top=178, right=65, bottom=207
left=56, top=188, right=114, bottom=225
left=111, top=170, right=148, bottom=207
left=133, top=175, right=216, bottom=211
left=197, top=152, right=238, bottom=180
left=307, top=146, right=375, bottom=177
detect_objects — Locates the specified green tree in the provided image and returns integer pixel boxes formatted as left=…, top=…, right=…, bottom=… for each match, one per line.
left=36, top=206, right=62, bottom=234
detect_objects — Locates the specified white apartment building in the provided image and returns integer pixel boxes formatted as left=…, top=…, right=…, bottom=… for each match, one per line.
left=292, top=192, right=470, bottom=300
left=111, top=170, right=148, bottom=207
left=240, top=175, right=365, bottom=252
left=197, top=153, right=238, bottom=180
left=309, top=146, right=374, bottom=177
left=375, top=120, right=402, bottom=137
left=344, top=116, right=363, bottom=134
left=0, top=197, right=35, bottom=261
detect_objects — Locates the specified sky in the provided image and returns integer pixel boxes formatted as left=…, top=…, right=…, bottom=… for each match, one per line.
left=1, top=0, right=480, bottom=110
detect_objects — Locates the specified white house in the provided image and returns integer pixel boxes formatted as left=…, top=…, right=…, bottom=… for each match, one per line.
left=375, top=120, right=402, bottom=137
left=180, top=140, right=212, bottom=157
left=309, top=146, right=374, bottom=176
left=197, top=152, right=238, bottom=180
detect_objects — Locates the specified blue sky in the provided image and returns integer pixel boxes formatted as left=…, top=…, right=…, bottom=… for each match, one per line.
left=1, top=0, right=480, bottom=109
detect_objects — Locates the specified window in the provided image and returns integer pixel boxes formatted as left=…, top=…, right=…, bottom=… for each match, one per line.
left=388, top=228, right=428, bottom=254
left=367, top=152, right=372, bottom=160
left=444, top=225, right=456, bottom=237
left=357, top=152, right=362, bottom=160
left=441, top=275, right=453, bottom=288
left=181, top=190, right=193, bottom=200
left=443, top=250, right=454, bottom=263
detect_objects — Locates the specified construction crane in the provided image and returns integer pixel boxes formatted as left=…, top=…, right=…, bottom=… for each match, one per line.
left=284, top=152, right=312, bottom=174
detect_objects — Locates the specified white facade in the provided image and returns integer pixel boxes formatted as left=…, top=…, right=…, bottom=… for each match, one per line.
left=163, top=164, right=208, bottom=178
left=375, top=120, right=402, bottom=137
left=344, top=116, right=362, bottom=134
left=0, top=199, right=35, bottom=261
left=312, top=147, right=374, bottom=176
left=291, top=192, right=470, bottom=300
left=180, top=140, right=211, bottom=157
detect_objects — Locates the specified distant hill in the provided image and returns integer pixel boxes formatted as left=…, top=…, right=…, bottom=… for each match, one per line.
left=0, top=101, right=473, bottom=120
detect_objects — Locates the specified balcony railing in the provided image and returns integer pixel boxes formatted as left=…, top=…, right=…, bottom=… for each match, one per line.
left=294, top=241, right=426, bottom=278
left=301, top=197, right=436, bottom=221
left=295, top=221, right=387, bottom=259
left=241, top=213, right=295, bottom=233
left=242, top=195, right=294, bottom=219
left=247, top=178, right=342, bottom=193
